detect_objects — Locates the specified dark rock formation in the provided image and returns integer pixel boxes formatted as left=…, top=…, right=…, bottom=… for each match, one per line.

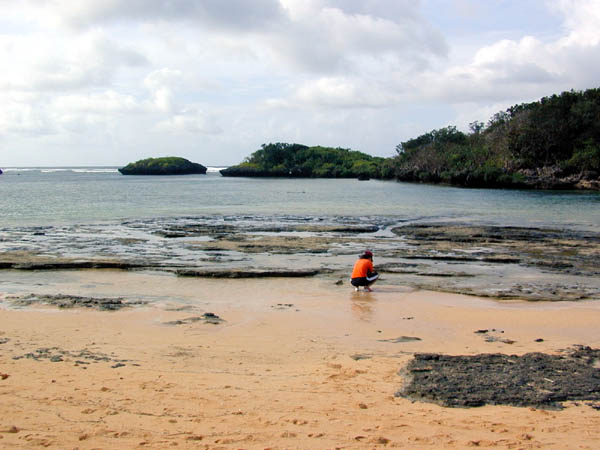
left=516, top=166, right=600, bottom=190
left=378, top=336, right=422, bottom=343
left=9, top=294, right=146, bottom=310
left=391, top=223, right=600, bottom=280
left=176, top=269, right=319, bottom=278
left=398, top=347, right=600, bottom=409
left=12, top=347, right=133, bottom=367
left=8, top=260, right=150, bottom=270
left=163, top=312, right=225, bottom=326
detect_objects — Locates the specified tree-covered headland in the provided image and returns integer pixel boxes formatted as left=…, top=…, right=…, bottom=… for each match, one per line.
left=220, top=143, right=393, bottom=179
left=393, top=88, right=600, bottom=189
left=119, top=157, right=207, bottom=175
left=219, top=88, right=598, bottom=189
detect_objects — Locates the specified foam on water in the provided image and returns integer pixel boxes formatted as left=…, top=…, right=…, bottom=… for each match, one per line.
left=3, top=166, right=223, bottom=174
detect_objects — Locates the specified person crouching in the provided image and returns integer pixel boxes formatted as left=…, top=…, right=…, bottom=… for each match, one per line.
left=350, top=250, right=379, bottom=292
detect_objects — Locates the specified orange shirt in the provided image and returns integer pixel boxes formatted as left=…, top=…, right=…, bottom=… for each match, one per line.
left=351, top=258, right=373, bottom=278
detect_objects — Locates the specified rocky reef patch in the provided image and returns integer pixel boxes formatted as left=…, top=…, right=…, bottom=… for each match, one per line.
left=1, top=215, right=599, bottom=303
left=163, top=312, right=225, bottom=326
left=398, top=346, right=600, bottom=409
left=11, top=346, right=136, bottom=368
left=6, top=294, right=146, bottom=310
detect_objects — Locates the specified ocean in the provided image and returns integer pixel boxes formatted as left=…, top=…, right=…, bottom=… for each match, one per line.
left=1, top=167, right=599, bottom=230
left=1, top=166, right=599, bottom=305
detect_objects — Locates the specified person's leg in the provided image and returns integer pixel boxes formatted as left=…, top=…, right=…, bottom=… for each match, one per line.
left=364, top=273, right=379, bottom=291
left=351, top=277, right=367, bottom=291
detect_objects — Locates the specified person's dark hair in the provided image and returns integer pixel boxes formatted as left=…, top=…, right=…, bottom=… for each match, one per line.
left=360, top=250, right=373, bottom=259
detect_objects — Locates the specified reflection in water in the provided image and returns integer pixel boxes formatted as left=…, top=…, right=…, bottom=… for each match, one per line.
left=351, top=292, right=375, bottom=322
left=350, top=285, right=415, bottom=322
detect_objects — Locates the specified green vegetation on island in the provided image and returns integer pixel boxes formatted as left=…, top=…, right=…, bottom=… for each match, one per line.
left=217, top=88, right=599, bottom=190
left=119, top=157, right=207, bottom=175
left=220, top=88, right=599, bottom=190
left=220, top=143, right=393, bottom=179
left=391, top=87, right=600, bottom=189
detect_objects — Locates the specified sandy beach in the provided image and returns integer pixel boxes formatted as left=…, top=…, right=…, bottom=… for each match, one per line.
left=1, top=271, right=600, bottom=449
left=3, top=1, right=600, bottom=447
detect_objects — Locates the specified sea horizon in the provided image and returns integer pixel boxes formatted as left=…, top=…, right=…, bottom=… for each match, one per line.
left=1, top=165, right=229, bottom=172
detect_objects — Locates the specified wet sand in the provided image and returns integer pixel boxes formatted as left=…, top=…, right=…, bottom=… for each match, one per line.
left=1, top=272, right=600, bottom=448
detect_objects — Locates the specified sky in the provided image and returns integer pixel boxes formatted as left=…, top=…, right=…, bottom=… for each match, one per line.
left=1, top=0, right=599, bottom=167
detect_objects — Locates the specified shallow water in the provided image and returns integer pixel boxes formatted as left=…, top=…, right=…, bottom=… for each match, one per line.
left=1, top=167, right=599, bottom=305
left=1, top=167, right=599, bottom=230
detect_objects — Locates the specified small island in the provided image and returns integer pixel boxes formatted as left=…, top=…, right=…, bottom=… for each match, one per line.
left=220, top=143, right=391, bottom=179
left=118, top=157, right=207, bottom=175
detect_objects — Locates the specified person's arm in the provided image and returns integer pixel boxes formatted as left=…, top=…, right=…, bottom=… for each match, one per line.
left=367, top=260, right=377, bottom=277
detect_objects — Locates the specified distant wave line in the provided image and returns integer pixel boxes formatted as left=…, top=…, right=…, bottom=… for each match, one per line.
left=2, top=167, right=228, bottom=174
left=1, top=168, right=119, bottom=173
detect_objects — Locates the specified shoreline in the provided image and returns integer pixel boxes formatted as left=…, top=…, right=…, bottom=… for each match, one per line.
left=1, top=274, right=600, bottom=448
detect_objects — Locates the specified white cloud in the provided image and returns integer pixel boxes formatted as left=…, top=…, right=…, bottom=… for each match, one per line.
left=1, top=0, right=599, bottom=166
left=0, top=30, right=147, bottom=92
left=53, top=90, right=141, bottom=115
left=12, top=0, right=447, bottom=76
left=156, top=113, right=222, bottom=135
left=7, top=0, right=286, bottom=31
left=143, top=68, right=183, bottom=112
left=277, top=77, right=402, bottom=108
left=413, top=0, right=600, bottom=106
left=555, top=0, right=600, bottom=46
left=271, top=0, right=447, bottom=73
left=0, top=101, right=55, bottom=136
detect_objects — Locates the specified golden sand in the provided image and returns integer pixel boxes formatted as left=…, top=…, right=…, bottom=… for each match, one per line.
left=1, top=271, right=600, bottom=448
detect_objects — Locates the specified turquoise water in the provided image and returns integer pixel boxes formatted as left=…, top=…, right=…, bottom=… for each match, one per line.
left=1, top=167, right=599, bottom=230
